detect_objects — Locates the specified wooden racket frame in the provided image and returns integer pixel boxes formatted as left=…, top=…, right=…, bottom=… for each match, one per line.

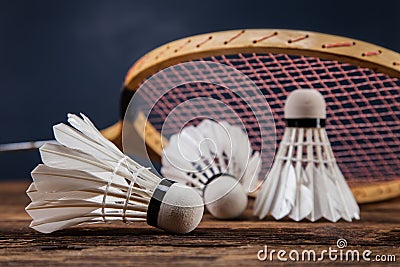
left=104, top=29, right=400, bottom=203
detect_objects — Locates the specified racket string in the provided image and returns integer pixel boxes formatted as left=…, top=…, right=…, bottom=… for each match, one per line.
left=135, top=53, right=400, bottom=183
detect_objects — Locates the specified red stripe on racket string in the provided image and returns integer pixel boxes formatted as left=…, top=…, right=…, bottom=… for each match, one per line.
left=224, top=30, right=246, bottom=45
left=322, top=42, right=356, bottom=48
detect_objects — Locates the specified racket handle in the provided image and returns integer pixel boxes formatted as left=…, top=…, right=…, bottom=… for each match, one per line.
left=0, top=140, right=56, bottom=153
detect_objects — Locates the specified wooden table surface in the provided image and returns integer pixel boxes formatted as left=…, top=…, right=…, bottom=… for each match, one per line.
left=0, top=182, right=398, bottom=266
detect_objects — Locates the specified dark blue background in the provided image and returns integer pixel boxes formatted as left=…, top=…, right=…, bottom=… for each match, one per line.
left=1, top=0, right=399, bottom=180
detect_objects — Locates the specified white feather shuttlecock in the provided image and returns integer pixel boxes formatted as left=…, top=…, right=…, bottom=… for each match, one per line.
left=25, top=113, right=204, bottom=234
left=254, top=89, right=360, bottom=222
left=161, top=119, right=261, bottom=219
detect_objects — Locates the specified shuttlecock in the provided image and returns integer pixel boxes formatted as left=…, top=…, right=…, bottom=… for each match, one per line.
left=25, top=114, right=204, bottom=234
left=254, top=89, right=360, bottom=222
left=161, top=119, right=261, bottom=219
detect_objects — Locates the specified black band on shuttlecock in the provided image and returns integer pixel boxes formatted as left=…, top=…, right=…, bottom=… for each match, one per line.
left=147, top=179, right=176, bottom=228
left=286, top=118, right=326, bottom=128
left=202, top=173, right=236, bottom=193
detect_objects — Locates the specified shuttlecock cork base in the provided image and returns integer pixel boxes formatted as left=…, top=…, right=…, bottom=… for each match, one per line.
left=26, top=114, right=204, bottom=234
left=254, top=89, right=360, bottom=222
left=162, top=119, right=261, bottom=220
left=147, top=179, right=204, bottom=234
left=203, top=175, right=248, bottom=219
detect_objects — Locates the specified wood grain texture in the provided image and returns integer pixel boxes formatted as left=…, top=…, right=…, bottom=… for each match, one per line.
left=124, top=29, right=400, bottom=90
left=0, top=182, right=398, bottom=266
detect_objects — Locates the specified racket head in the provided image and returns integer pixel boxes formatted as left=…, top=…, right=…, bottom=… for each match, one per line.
left=116, top=29, right=400, bottom=203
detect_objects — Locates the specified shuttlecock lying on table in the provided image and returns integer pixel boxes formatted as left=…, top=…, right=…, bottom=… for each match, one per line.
left=25, top=113, right=204, bottom=234
left=254, top=89, right=360, bottom=222
left=161, top=119, right=261, bottom=219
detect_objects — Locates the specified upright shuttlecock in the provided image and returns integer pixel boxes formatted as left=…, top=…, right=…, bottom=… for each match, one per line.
left=161, top=119, right=261, bottom=219
left=254, top=89, right=360, bottom=222
left=25, top=114, right=204, bottom=234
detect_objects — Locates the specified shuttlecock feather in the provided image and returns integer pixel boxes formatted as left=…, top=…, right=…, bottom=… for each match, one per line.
left=26, top=114, right=204, bottom=234
left=254, top=89, right=360, bottom=222
left=161, top=119, right=261, bottom=219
